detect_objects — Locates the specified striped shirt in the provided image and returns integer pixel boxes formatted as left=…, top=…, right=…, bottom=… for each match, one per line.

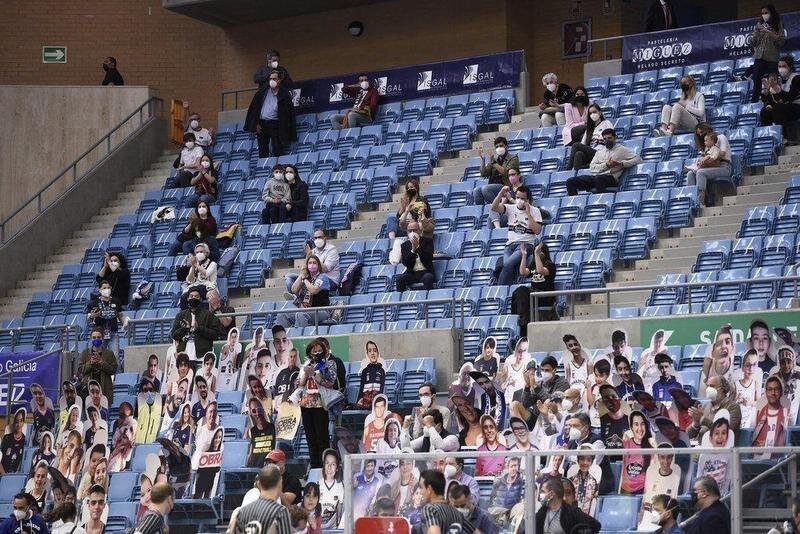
left=420, top=501, right=475, bottom=533
left=234, top=497, right=292, bottom=534
left=132, top=510, right=165, bottom=534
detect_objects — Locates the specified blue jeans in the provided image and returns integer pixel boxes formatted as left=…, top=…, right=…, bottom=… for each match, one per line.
left=181, top=236, right=221, bottom=261
left=285, top=273, right=338, bottom=293
left=385, top=216, right=408, bottom=238
left=330, top=111, right=373, bottom=130
left=185, top=193, right=215, bottom=209
left=487, top=210, right=508, bottom=229
left=276, top=308, right=330, bottom=328
left=472, top=183, right=503, bottom=205
left=497, top=243, right=534, bottom=285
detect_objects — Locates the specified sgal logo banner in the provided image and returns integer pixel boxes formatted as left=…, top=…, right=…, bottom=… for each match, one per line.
left=462, top=64, right=495, bottom=85
left=374, top=76, right=402, bottom=97
left=417, top=70, right=448, bottom=91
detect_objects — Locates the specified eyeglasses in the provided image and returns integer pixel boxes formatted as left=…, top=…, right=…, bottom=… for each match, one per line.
left=511, top=426, right=527, bottom=433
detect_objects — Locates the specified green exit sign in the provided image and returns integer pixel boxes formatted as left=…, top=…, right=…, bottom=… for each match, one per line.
left=42, top=46, right=67, bottom=64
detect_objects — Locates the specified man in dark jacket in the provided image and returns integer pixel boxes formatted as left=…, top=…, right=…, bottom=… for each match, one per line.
left=101, top=56, right=124, bottom=86
left=170, top=288, right=222, bottom=358
left=510, top=356, right=569, bottom=430
left=78, top=328, right=118, bottom=403
left=645, top=0, right=678, bottom=32
left=685, top=476, right=731, bottom=534
left=244, top=69, right=296, bottom=158
left=535, top=477, right=601, bottom=533
left=330, top=73, right=380, bottom=129
left=396, top=221, right=436, bottom=291
left=253, top=50, right=294, bottom=90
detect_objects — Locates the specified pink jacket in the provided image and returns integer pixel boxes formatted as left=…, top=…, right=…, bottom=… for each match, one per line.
left=562, top=103, right=588, bottom=146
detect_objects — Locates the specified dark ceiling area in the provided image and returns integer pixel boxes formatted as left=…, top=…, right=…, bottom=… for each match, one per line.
left=162, top=0, right=394, bottom=26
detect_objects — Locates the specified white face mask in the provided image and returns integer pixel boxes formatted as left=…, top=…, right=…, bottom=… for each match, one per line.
left=562, top=399, right=574, bottom=412
left=274, top=172, right=285, bottom=181
left=515, top=198, right=526, bottom=210
left=649, top=510, right=663, bottom=525
left=269, top=61, right=279, bottom=69
left=495, top=146, right=507, bottom=157
left=12, top=510, right=26, bottom=521
left=762, top=13, right=771, bottom=21
left=195, top=252, right=207, bottom=263
left=201, top=160, right=211, bottom=169
left=100, top=288, right=111, bottom=298
left=286, top=172, right=296, bottom=181
left=408, top=231, right=420, bottom=241
left=198, top=207, right=208, bottom=216
left=568, top=426, right=582, bottom=442
left=706, top=386, right=718, bottom=401
left=314, top=238, right=325, bottom=249
left=444, top=464, right=457, bottom=479
left=190, top=120, right=199, bottom=129
left=269, top=79, right=278, bottom=88
left=456, top=506, right=470, bottom=516
left=108, top=261, right=119, bottom=272
left=360, top=81, right=370, bottom=90
left=541, top=371, right=553, bottom=382
left=779, top=67, right=789, bottom=77
left=547, top=83, right=557, bottom=92
left=185, top=141, right=195, bottom=149
left=590, top=112, right=601, bottom=122
left=420, top=395, right=432, bottom=408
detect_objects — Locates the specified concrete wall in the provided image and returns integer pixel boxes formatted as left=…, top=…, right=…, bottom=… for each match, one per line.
left=0, top=86, right=154, bottom=226
left=0, top=118, right=166, bottom=298
left=528, top=317, right=643, bottom=353
left=124, top=327, right=460, bottom=391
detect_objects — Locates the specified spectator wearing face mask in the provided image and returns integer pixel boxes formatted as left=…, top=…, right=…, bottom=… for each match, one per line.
left=245, top=69, right=296, bottom=158
left=171, top=287, right=223, bottom=358
left=760, top=55, right=800, bottom=137
left=167, top=132, right=204, bottom=189
left=386, top=179, right=425, bottom=239
left=491, top=185, right=543, bottom=285
left=101, top=56, right=124, bottom=86
left=254, top=49, right=294, bottom=90
left=473, top=137, right=519, bottom=205
left=657, top=76, right=706, bottom=136
left=261, top=164, right=292, bottom=224
left=284, top=164, right=309, bottom=222
left=567, top=129, right=642, bottom=196
left=566, top=104, right=614, bottom=171
left=179, top=243, right=218, bottom=309
left=170, top=201, right=220, bottom=260
left=78, top=327, right=118, bottom=402
left=96, top=252, right=130, bottom=306
left=285, top=229, right=340, bottom=294
left=183, top=111, right=214, bottom=148
left=398, top=190, right=435, bottom=239
left=562, top=86, right=590, bottom=146
left=645, top=0, right=678, bottom=32
left=186, top=154, right=218, bottom=208
left=487, top=169, right=524, bottom=229
left=539, top=73, right=573, bottom=127
left=330, top=74, right=380, bottom=129
left=87, top=280, right=124, bottom=357
left=750, top=5, right=785, bottom=104
left=395, top=220, right=436, bottom=292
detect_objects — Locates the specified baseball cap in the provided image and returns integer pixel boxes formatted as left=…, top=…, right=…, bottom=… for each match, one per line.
left=266, top=449, right=287, bottom=463
left=526, top=360, right=538, bottom=371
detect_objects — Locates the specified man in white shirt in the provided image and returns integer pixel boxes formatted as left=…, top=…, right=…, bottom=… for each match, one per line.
left=184, top=112, right=214, bottom=148
left=284, top=229, right=340, bottom=294
left=491, top=184, right=543, bottom=285
left=167, top=132, right=205, bottom=189
left=567, top=128, right=642, bottom=196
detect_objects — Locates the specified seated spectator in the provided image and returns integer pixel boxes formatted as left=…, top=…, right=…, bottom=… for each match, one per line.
left=400, top=409, right=459, bottom=452
left=86, top=282, right=124, bottom=357
left=261, top=164, right=291, bottom=224
left=511, top=242, right=557, bottom=329
left=395, top=221, right=436, bottom=291
left=169, top=200, right=220, bottom=260
left=648, top=493, right=681, bottom=534
left=244, top=69, right=296, bottom=158
left=686, top=123, right=732, bottom=206
left=561, top=86, right=590, bottom=146
left=284, top=164, right=309, bottom=222
left=409, top=383, right=451, bottom=439
left=167, top=132, right=204, bottom=189
left=487, top=168, right=524, bottom=229
left=650, top=353, right=682, bottom=402
left=488, top=457, right=524, bottom=527
left=185, top=154, right=218, bottom=208
left=178, top=243, right=218, bottom=309
left=657, top=75, right=706, bottom=136
left=101, top=56, right=123, bottom=86
left=285, top=229, right=340, bottom=296
left=96, top=252, right=130, bottom=307
left=330, top=73, right=380, bottom=129
left=491, top=184, right=543, bottom=285
left=567, top=128, right=642, bottom=196
left=760, top=55, right=800, bottom=139
left=688, top=376, right=741, bottom=442
left=566, top=103, right=615, bottom=171
left=386, top=179, right=426, bottom=239
left=538, top=73, right=573, bottom=127
left=183, top=111, right=214, bottom=148
left=510, top=356, right=568, bottom=430
left=473, top=137, right=519, bottom=205
left=279, top=255, right=331, bottom=328
left=254, top=50, right=294, bottom=90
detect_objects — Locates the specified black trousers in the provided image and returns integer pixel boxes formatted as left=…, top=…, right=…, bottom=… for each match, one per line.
left=301, top=407, right=330, bottom=468
left=567, top=174, right=617, bottom=195
left=511, top=286, right=557, bottom=330
left=396, top=270, right=435, bottom=292
left=567, top=142, right=596, bottom=171
left=257, top=119, right=283, bottom=158
left=761, top=102, right=800, bottom=128
left=750, top=58, right=779, bottom=103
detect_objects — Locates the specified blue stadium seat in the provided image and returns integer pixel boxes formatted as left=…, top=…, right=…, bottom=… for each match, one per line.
left=759, top=234, right=793, bottom=267
left=657, top=67, right=684, bottom=91
left=577, top=249, right=612, bottom=288
left=566, top=222, right=598, bottom=252
left=531, top=127, right=558, bottom=150
left=444, top=94, right=469, bottom=118
left=684, top=63, right=709, bottom=85
left=712, top=268, right=749, bottom=301
left=620, top=217, right=656, bottom=260
left=773, top=203, right=800, bottom=235
left=720, top=81, right=751, bottom=105
left=665, top=186, right=698, bottom=228
left=586, top=76, right=608, bottom=99
left=781, top=175, right=800, bottom=205
left=596, top=495, right=641, bottom=531
left=375, top=102, right=401, bottom=125
left=727, top=236, right=761, bottom=269
left=735, top=102, right=763, bottom=129
left=606, top=74, right=633, bottom=97
left=611, top=307, right=639, bottom=318
left=641, top=136, right=670, bottom=162
left=616, top=94, right=643, bottom=117
left=695, top=240, right=731, bottom=272
left=707, top=59, right=734, bottom=84
left=642, top=305, right=672, bottom=316
left=556, top=195, right=586, bottom=224
left=737, top=206, right=775, bottom=237
left=541, top=223, right=569, bottom=254
left=744, top=266, right=782, bottom=300
left=629, top=113, right=659, bottom=138
left=108, top=471, right=138, bottom=502
left=595, top=219, right=626, bottom=254
left=468, top=256, right=497, bottom=287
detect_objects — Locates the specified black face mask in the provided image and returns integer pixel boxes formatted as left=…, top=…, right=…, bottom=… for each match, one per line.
left=187, top=298, right=201, bottom=309
left=572, top=95, right=588, bottom=106
left=604, top=139, right=615, bottom=149
left=690, top=491, right=699, bottom=506
left=680, top=84, right=691, bottom=91
left=311, top=351, right=324, bottom=362
left=103, top=64, right=109, bottom=71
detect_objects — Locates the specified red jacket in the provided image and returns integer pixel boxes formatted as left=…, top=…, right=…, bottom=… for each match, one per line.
left=343, top=85, right=380, bottom=118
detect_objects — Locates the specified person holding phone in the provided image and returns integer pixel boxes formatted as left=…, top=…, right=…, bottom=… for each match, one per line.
left=750, top=4, right=785, bottom=103
left=491, top=184, right=543, bottom=285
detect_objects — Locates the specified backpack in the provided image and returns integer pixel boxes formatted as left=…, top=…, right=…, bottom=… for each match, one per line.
left=216, top=246, right=240, bottom=277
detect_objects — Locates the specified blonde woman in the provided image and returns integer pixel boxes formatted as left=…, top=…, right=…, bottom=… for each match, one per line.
left=658, top=75, right=706, bottom=136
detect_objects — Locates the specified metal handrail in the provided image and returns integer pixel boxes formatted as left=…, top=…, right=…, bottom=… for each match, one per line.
left=1, top=348, right=62, bottom=424
left=532, top=273, right=800, bottom=321
left=125, top=297, right=468, bottom=352
left=0, top=97, right=164, bottom=245
left=0, top=324, right=76, bottom=353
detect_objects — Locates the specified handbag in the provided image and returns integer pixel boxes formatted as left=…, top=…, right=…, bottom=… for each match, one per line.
left=318, top=385, right=345, bottom=412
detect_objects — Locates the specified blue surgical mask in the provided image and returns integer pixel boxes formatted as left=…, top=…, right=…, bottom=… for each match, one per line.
left=91, top=339, right=104, bottom=348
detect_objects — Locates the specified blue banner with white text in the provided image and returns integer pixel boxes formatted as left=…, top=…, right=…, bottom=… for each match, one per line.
left=289, top=50, right=525, bottom=114
left=622, top=12, right=800, bottom=74
left=0, top=351, right=60, bottom=416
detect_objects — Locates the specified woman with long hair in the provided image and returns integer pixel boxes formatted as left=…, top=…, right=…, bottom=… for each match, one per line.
left=390, top=456, right=419, bottom=515
left=96, top=251, right=130, bottom=306
left=453, top=395, right=482, bottom=447
left=193, top=427, right=223, bottom=499
left=32, top=431, right=56, bottom=468
left=279, top=255, right=332, bottom=328
left=108, top=417, right=135, bottom=472
left=56, top=430, right=84, bottom=483
left=735, top=349, right=762, bottom=429
left=374, top=418, right=402, bottom=477
left=566, top=103, right=614, bottom=170
left=296, top=340, right=338, bottom=468
left=658, top=75, right=706, bottom=136
left=58, top=405, right=83, bottom=450
left=685, top=123, right=731, bottom=206
left=169, top=199, right=220, bottom=260
left=750, top=4, right=785, bottom=103
left=562, top=86, right=590, bottom=146
left=171, top=402, right=194, bottom=453
left=475, top=415, right=508, bottom=476
left=185, top=153, right=218, bottom=208
left=319, top=449, right=344, bottom=530
left=77, top=457, right=108, bottom=500
left=760, top=55, right=800, bottom=134
left=513, top=241, right=557, bottom=327
left=301, top=482, right=322, bottom=534
left=621, top=410, right=654, bottom=495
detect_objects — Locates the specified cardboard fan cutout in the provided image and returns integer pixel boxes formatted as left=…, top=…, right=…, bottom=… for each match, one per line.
left=0, top=407, right=28, bottom=474
left=136, top=391, right=163, bottom=444
left=29, top=382, right=56, bottom=447
left=24, top=460, right=51, bottom=512
left=198, top=351, right=219, bottom=394
left=217, top=327, right=242, bottom=392
left=473, top=336, right=500, bottom=378
left=356, top=340, right=386, bottom=407
left=191, top=426, right=223, bottom=499
left=31, top=430, right=57, bottom=469
left=696, top=409, right=734, bottom=495
left=566, top=443, right=602, bottom=517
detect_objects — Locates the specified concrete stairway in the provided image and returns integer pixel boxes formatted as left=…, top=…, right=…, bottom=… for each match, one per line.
left=0, top=150, right=177, bottom=321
